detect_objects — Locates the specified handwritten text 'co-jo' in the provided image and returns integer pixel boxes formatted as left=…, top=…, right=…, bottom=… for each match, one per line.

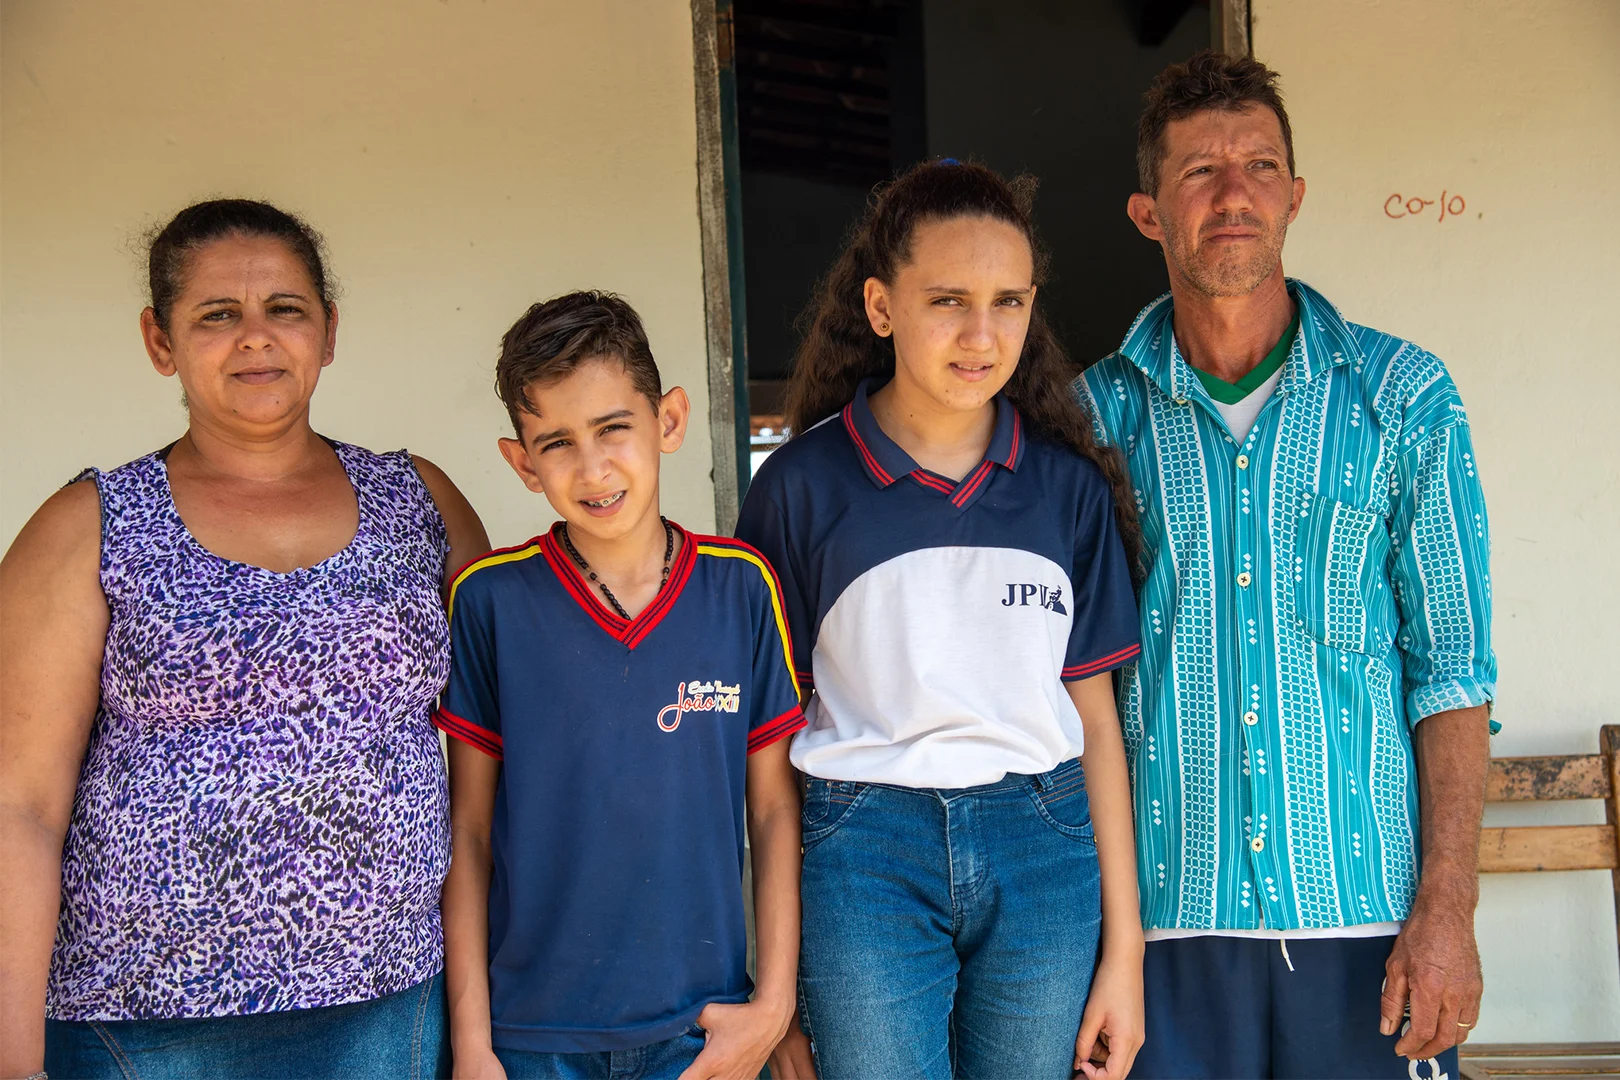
left=1384, top=191, right=1468, bottom=223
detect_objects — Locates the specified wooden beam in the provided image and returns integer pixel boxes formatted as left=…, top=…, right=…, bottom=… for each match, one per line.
left=1462, top=1043, right=1620, bottom=1057
left=1211, top=0, right=1250, bottom=56
left=1604, top=724, right=1620, bottom=985
left=1459, top=1048, right=1620, bottom=1080
left=691, top=0, right=741, bottom=530
left=1478, top=825, right=1619, bottom=873
left=1485, top=754, right=1612, bottom=802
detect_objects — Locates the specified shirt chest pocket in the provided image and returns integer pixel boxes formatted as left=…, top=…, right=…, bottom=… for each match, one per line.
left=1291, top=491, right=1397, bottom=655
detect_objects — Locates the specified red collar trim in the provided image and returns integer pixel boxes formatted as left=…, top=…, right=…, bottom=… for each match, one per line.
left=950, top=460, right=996, bottom=507
left=1002, top=411, right=1022, bottom=468
left=538, top=520, right=697, bottom=649
left=841, top=402, right=897, bottom=486
left=909, top=470, right=954, bottom=493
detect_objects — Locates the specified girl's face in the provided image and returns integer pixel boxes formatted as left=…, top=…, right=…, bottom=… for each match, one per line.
left=864, top=215, right=1035, bottom=416
left=140, top=234, right=336, bottom=434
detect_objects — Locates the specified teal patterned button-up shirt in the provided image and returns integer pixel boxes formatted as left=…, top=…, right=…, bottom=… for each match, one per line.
left=1076, top=280, right=1496, bottom=931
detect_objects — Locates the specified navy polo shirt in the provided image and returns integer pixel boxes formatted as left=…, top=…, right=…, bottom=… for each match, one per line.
left=433, top=523, right=804, bottom=1053
left=735, top=379, right=1139, bottom=788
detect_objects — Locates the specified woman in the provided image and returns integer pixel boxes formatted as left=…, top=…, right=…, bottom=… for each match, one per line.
left=0, top=199, right=488, bottom=1079
left=737, top=160, right=1147, bottom=1079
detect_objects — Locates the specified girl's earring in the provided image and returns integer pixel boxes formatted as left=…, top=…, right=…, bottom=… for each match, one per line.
left=879, top=322, right=890, bottom=335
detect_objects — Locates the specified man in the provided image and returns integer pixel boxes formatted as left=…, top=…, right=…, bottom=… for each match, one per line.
left=1077, top=50, right=1495, bottom=1079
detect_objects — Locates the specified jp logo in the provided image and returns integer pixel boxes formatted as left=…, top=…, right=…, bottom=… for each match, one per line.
left=1001, top=583, right=1067, bottom=615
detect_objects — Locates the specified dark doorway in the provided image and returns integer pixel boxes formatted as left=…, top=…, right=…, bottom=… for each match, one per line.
left=732, top=0, right=1209, bottom=474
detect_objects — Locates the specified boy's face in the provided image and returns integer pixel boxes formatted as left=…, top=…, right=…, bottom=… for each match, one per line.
left=498, top=357, right=689, bottom=545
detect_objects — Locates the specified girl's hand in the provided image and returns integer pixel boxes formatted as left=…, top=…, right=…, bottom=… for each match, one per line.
left=1074, top=951, right=1145, bottom=1080
left=677, top=999, right=794, bottom=1080
left=765, top=1014, right=818, bottom=1080
left=451, top=1046, right=508, bottom=1080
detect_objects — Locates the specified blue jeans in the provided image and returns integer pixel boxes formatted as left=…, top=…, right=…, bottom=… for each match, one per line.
left=493, top=1026, right=706, bottom=1079
left=798, top=759, right=1104, bottom=1080
left=44, top=972, right=448, bottom=1079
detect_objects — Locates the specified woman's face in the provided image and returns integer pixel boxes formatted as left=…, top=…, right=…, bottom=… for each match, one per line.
left=141, top=234, right=337, bottom=434
left=864, top=214, right=1035, bottom=416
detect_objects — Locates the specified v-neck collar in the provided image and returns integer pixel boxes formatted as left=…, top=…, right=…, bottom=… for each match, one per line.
left=538, top=520, right=697, bottom=649
left=841, top=377, right=1024, bottom=512
left=1192, top=311, right=1300, bottom=404
left=1117, top=280, right=1365, bottom=407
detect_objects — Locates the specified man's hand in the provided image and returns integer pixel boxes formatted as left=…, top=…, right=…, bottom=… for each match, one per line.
left=677, top=999, right=794, bottom=1080
left=765, top=1014, right=817, bottom=1080
left=1382, top=704, right=1490, bottom=1061
left=1381, top=879, right=1483, bottom=1060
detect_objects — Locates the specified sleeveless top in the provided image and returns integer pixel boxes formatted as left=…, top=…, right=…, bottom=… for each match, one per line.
left=47, top=440, right=453, bottom=1021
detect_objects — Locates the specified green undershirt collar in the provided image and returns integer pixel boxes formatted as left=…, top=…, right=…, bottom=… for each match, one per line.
left=1192, top=311, right=1300, bottom=405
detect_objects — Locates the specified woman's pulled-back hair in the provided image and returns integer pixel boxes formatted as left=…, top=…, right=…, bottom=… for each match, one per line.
left=784, top=158, right=1143, bottom=574
left=147, top=198, right=333, bottom=332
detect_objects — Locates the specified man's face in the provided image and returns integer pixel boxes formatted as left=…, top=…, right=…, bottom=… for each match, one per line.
left=1130, top=104, right=1305, bottom=298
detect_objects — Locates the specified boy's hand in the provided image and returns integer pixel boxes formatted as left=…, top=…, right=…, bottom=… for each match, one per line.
left=765, top=1014, right=817, bottom=1080
left=451, top=1046, right=508, bottom=1080
left=1074, top=951, right=1145, bottom=1080
left=677, top=999, right=794, bottom=1080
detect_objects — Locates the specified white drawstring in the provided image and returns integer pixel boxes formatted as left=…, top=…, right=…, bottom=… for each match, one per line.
left=1279, top=937, right=1295, bottom=972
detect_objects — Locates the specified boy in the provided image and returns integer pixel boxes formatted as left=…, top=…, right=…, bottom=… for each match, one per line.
left=437, top=291, right=804, bottom=1080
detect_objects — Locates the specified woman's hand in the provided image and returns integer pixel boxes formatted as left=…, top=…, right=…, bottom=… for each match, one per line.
left=676, top=999, right=794, bottom=1080
left=1070, top=673, right=1146, bottom=1080
left=765, top=1014, right=817, bottom=1080
left=1074, top=949, right=1145, bottom=1080
left=450, top=1046, right=507, bottom=1080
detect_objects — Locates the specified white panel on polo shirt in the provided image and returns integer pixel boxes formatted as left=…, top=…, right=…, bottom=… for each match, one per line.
left=790, top=545, right=1083, bottom=789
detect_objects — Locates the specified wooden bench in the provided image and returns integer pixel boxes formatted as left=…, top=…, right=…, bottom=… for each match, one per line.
left=1460, top=724, right=1620, bottom=1079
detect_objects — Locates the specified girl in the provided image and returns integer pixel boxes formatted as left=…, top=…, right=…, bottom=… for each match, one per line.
left=736, top=160, right=1146, bottom=1080
left=0, top=199, right=488, bottom=1079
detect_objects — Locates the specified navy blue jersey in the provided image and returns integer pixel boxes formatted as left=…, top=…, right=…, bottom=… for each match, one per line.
left=735, top=379, right=1139, bottom=788
left=434, top=523, right=803, bottom=1053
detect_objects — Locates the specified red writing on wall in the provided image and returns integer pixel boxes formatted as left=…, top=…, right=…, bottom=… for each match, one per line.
left=1385, top=191, right=1467, bottom=223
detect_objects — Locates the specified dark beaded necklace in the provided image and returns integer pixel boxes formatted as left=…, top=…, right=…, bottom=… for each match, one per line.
left=560, top=517, right=674, bottom=621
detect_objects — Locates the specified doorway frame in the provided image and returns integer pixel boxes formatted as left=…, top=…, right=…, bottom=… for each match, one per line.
left=1212, top=0, right=1251, bottom=55
left=690, top=0, right=1252, bottom=530
left=691, top=0, right=745, bottom=531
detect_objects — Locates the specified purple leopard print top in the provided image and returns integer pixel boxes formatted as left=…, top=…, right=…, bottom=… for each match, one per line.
left=47, top=440, right=452, bottom=1021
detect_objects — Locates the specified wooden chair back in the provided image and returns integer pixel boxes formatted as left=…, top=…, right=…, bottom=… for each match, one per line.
left=1479, top=725, right=1619, bottom=954
left=1459, top=725, right=1620, bottom=1079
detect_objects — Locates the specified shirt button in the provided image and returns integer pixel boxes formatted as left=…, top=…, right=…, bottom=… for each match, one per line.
left=1251, top=837, right=1266, bottom=853
left=1236, top=454, right=1250, bottom=469
left=1236, top=571, right=1252, bottom=587
left=1243, top=710, right=1259, bottom=726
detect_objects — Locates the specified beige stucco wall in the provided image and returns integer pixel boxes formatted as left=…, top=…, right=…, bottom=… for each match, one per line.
left=0, top=0, right=715, bottom=550
left=7, top=0, right=1617, bottom=1048
left=1254, top=0, right=1620, bottom=1041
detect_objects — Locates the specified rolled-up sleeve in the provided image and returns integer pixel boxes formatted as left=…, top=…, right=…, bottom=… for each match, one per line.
left=1389, top=417, right=1497, bottom=728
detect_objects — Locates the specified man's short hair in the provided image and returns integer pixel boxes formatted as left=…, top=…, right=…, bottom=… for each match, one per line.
left=495, top=290, right=663, bottom=437
left=1136, top=49, right=1295, bottom=197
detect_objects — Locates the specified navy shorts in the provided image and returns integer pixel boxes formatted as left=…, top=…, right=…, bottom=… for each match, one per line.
left=1133, top=934, right=1461, bottom=1079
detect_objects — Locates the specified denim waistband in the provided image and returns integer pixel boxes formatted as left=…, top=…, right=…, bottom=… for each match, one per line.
left=813, top=758, right=1083, bottom=801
